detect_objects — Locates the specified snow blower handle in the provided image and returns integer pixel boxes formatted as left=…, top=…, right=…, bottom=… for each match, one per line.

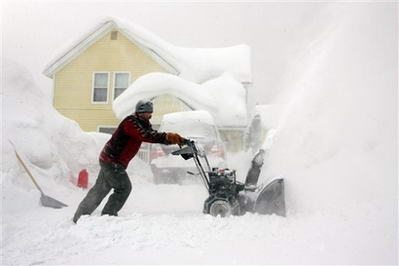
left=177, top=138, right=192, bottom=148
left=182, top=138, right=193, bottom=146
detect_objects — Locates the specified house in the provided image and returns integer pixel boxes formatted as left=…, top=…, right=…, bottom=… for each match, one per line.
left=43, top=18, right=252, bottom=151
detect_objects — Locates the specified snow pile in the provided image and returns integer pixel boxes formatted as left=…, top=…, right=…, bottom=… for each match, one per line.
left=2, top=60, right=97, bottom=186
left=113, top=72, right=247, bottom=126
left=1, top=59, right=152, bottom=193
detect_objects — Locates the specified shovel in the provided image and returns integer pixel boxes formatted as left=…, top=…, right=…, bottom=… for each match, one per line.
left=9, top=140, right=68, bottom=209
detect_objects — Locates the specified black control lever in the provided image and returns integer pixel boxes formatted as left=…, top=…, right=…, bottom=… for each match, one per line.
left=172, top=139, right=195, bottom=160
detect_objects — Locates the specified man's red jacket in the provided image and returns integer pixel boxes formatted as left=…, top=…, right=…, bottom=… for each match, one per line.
left=100, top=114, right=169, bottom=168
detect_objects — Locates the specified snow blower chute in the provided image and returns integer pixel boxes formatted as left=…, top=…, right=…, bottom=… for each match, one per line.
left=172, top=140, right=286, bottom=217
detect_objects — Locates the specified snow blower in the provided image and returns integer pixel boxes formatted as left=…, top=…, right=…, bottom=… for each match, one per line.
left=172, top=140, right=286, bottom=217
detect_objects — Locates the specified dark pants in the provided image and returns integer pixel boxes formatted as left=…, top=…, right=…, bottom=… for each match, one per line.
left=73, top=160, right=132, bottom=223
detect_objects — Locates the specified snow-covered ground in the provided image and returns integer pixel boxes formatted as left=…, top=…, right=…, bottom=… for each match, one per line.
left=4, top=181, right=393, bottom=265
left=2, top=4, right=397, bottom=265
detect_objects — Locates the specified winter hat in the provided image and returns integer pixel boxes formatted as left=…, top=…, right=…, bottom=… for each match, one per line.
left=135, top=100, right=153, bottom=113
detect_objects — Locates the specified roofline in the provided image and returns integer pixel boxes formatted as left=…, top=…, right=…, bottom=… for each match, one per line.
left=117, top=28, right=179, bottom=76
left=43, top=19, right=250, bottom=84
left=43, top=21, right=115, bottom=78
left=42, top=20, right=179, bottom=78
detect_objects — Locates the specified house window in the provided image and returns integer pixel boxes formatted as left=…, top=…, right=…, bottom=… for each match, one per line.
left=93, top=72, right=109, bottom=103
left=111, top=31, right=118, bottom=40
left=98, top=126, right=117, bottom=134
left=113, top=72, right=130, bottom=99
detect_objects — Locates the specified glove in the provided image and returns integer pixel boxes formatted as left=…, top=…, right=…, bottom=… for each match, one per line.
left=165, top=132, right=185, bottom=145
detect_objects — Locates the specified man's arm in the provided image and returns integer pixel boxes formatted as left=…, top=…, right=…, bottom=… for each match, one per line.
left=122, top=118, right=170, bottom=144
left=123, top=117, right=185, bottom=145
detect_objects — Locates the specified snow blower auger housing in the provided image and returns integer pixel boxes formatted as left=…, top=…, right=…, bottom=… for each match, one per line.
left=172, top=140, right=286, bottom=217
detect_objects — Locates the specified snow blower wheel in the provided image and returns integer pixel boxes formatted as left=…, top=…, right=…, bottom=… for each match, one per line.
left=209, top=200, right=232, bottom=217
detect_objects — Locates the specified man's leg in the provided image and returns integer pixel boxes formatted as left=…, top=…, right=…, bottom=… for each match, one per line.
left=73, top=166, right=111, bottom=223
left=101, top=163, right=132, bottom=216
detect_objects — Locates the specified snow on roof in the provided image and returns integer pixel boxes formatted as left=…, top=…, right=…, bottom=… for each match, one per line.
left=113, top=72, right=248, bottom=127
left=43, top=20, right=120, bottom=78
left=43, top=18, right=252, bottom=84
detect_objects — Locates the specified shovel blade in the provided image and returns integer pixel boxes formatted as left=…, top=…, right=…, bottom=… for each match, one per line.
left=40, top=194, right=68, bottom=209
left=254, top=178, right=286, bottom=217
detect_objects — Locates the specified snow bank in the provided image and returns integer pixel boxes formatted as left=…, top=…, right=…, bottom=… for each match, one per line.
left=1, top=59, right=152, bottom=194
left=113, top=72, right=247, bottom=127
left=2, top=60, right=96, bottom=187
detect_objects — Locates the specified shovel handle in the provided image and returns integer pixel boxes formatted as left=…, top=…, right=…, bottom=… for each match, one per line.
left=9, top=140, right=44, bottom=194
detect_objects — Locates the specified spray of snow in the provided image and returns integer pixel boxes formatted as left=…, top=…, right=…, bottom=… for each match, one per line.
left=258, top=5, right=397, bottom=215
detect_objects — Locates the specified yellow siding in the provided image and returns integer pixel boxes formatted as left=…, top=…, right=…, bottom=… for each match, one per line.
left=53, top=29, right=168, bottom=132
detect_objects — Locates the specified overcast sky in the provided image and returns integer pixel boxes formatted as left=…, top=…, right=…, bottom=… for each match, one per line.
left=2, top=1, right=396, bottom=106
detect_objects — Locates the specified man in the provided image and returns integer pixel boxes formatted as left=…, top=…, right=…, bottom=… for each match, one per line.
left=73, top=100, right=185, bottom=223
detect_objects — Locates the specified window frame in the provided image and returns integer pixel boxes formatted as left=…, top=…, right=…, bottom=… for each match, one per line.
left=112, top=71, right=131, bottom=101
left=97, top=125, right=117, bottom=134
left=91, top=72, right=110, bottom=104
